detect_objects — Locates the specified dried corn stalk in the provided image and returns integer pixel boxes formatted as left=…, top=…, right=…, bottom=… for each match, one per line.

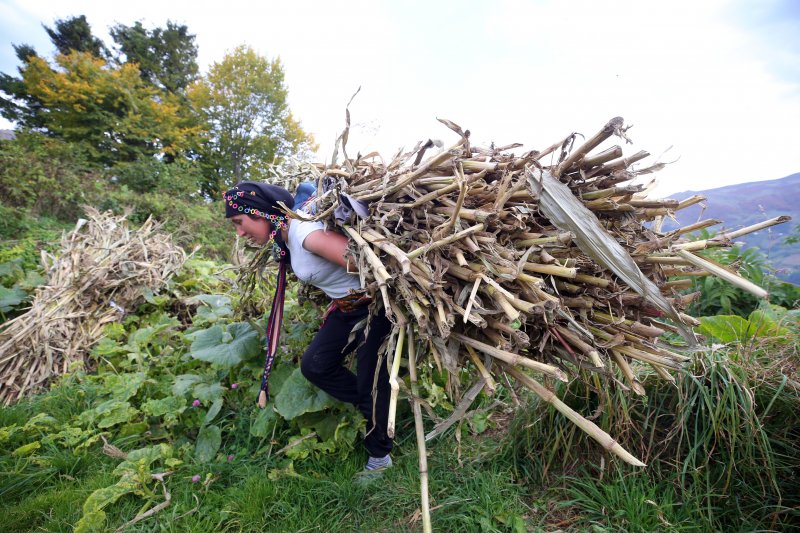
left=0, top=208, right=186, bottom=404
left=273, top=116, right=791, bottom=467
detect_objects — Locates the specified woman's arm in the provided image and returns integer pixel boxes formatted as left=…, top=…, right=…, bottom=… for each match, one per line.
left=302, top=229, right=357, bottom=272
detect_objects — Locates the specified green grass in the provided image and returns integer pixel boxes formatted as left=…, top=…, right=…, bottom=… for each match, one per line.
left=2, top=344, right=798, bottom=531
left=0, top=385, right=534, bottom=532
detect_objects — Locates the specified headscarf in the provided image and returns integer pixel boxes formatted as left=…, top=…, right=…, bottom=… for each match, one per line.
left=223, top=181, right=294, bottom=220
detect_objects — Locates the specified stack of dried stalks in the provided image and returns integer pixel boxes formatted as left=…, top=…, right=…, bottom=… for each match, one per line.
left=0, top=208, right=187, bottom=404
left=281, top=116, right=791, bottom=472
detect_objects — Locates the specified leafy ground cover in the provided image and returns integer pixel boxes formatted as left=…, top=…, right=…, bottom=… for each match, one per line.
left=1, top=247, right=799, bottom=531
left=2, top=329, right=797, bottom=531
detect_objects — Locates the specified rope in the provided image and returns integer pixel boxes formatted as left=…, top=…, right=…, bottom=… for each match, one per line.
left=257, top=259, right=287, bottom=408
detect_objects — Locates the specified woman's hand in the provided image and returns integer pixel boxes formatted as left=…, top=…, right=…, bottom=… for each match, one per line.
left=303, top=229, right=357, bottom=272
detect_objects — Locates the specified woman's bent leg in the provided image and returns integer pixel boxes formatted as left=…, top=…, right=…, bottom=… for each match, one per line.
left=355, top=312, right=393, bottom=457
left=300, top=309, right=360, bottom=404
left=300, top=307, right=394, bottom=457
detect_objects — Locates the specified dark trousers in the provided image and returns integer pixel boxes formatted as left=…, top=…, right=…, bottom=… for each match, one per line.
left=300, top=306, right=393, bottom=457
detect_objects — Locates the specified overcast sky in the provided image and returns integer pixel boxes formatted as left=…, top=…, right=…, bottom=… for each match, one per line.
left=1, top=0, right=798, bottom=196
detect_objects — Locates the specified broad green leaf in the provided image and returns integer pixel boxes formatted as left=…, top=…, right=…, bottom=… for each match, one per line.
left=284, top=435, right=322, bottom=460
left=192, top=294, right=233, bottom=323
left=192, top=294, right=232, bottom=309
left=114, top=443, right=172, bottom=475
left=203, top=398, right=224, bottom=426
left=165, top=458, right=183, bottom=468
left=0, top=285, right=27, bottom=312
left=92, top=400, right=139, bottom=429
left=193, top=382, right=225, bottom=402
left=0, top=424, right=20, bottom=443
left=747, top=309, right=790, bottom=337
left=118, top=422, right=149, bottom=438
left=173, top=374, right=203, bottom=396
left=469, top=411, right=490, bottom=434
left=44, top=426, right=86, bottom=447
left=82, top=484, right=131, bottom=513
left=128, top=326, right=157, bottom=347
left=76, top=476, right=139, bottom=533
left=264, top=363, right=294, bottom=398
left=130, top=442, right=172, bottom=462
left=104, top=323, right=127, bottom=341
left=267, top=461, right=298, bottom=481
left=293, top=410, right=328, bottom=424
left=104, top=372, right=148, bottom=401
left=91, top=337, right=127, bottom=359
left=75, top=509, right=107, bottom=533
left=23, top=413, right=58, bottom=430
left=195, top=424, right=221, bottom=463
left=274, top=368, right=337, bottom=420
left=250, top=407, right=278, bottom=437
left=142, top=396, right=186, bottom=424
left=140, top=286, right=156, bottom=303
left=12, top=441, right=41, bottom=457
left=697, top=315, right=754, bottom=343
left=0, top=259, right=24, bottom=280
left=190, top=322, right=260, bottom=367
left=195, top=305, right=232, bottom=324
left=334, top=418, right=359, bottom=448
left=312, top=413, right=340, bottom=442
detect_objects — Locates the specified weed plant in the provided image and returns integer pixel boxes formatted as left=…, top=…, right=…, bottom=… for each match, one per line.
left=502, top=324, right=800, bottom=531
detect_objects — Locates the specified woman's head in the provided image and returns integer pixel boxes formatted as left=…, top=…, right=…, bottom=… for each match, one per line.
left=223, top=181, right=294, bottom=245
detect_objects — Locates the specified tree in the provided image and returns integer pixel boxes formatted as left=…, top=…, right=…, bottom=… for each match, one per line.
left=0, top=44, right=45, bottom=126
left=20, top=51, right=200, bottom=165
left=187, top=45, right=315, bottom=195
left=110, top=21, right=199, bottom=94
left=2, top=15, right=107, bottom=127
left=43, top=15, right=108, bottom=58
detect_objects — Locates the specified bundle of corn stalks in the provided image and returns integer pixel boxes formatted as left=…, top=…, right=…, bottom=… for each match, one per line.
left=277, top=116, right=791, bottom=472
left=0, top=208, right=187, bottom=404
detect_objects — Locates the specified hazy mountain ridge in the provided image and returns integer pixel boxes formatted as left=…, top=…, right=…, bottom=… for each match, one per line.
left=661, top=172, right=800, bottom=284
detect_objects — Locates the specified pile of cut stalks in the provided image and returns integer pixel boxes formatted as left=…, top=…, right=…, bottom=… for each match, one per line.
left=0, top=208, right=187, bottom=404
left=276, top=116, right=790, bottom=530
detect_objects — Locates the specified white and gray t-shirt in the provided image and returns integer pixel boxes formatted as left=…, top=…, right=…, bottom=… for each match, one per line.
left=286, top=218, right=361, bottom=298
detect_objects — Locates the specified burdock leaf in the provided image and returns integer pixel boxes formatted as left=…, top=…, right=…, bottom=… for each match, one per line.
left=173, top=374, right=202, bottom=396
left=195, top=424, right=222, bottom=463
left=203, top=398, right=224, bottom=426
left=0, top=286, right=27, bottom=313
left=250, top=407, right=278, bottom=437
left=274, top=369, right=337, bottom=420
left=697, top=315, right=754, bottom=343
left=93, top=400, right=139, bottom=429
left=190, top=322, right=260, bottom=367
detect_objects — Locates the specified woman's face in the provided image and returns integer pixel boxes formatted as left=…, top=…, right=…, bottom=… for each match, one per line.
left=230, top=214, right=272, bottom=245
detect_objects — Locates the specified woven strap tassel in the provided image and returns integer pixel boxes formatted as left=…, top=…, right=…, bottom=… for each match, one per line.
left=257, top=260, right=287, bottom=408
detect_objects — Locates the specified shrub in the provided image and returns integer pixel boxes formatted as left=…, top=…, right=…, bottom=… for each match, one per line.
left=0, top=130, right=98, bottom=221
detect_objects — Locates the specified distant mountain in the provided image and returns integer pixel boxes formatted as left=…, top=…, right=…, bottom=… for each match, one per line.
left=662, top=173, right=799, bottom=284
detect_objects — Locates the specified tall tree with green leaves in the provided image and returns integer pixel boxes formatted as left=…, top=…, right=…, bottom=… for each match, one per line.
left=110, top=21, right=199, bottom=94
left=43, top=15, right=108, bottom=58
left=187, top=45, right=315, bottom=195
left=1, top=15, right=108, bottom=127
left=20, top=51, right=201, bottom=165
left=0, top=44, right=45, bottom=126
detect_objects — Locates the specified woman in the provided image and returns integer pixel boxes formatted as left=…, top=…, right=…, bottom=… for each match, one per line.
left=224, top=181, right=393, bottom=473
